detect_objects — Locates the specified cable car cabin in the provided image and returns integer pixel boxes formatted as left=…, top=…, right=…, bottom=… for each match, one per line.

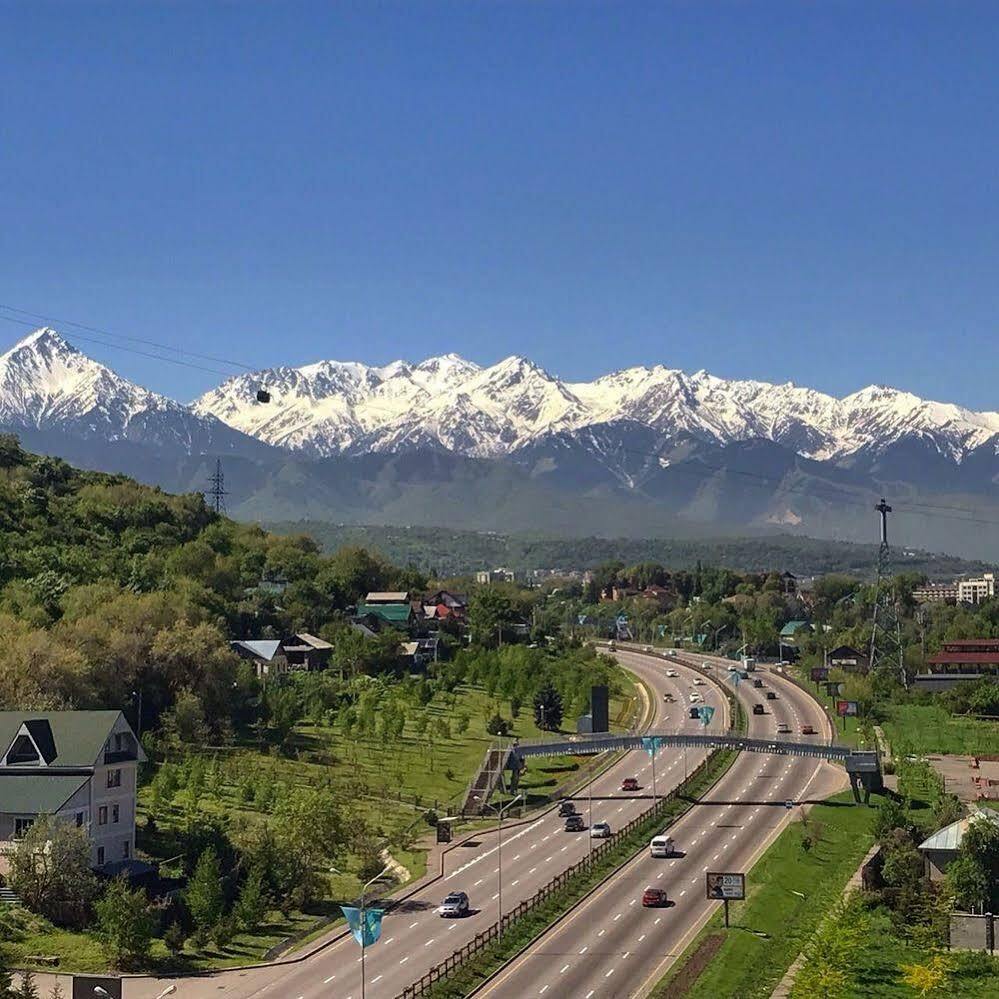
left=256, top=388, right=271, bottom=403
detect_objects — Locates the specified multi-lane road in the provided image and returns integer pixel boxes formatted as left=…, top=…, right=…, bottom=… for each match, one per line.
left=133, top=650, right=729, bottom=999
left=474, top=651, right=844, bottom=999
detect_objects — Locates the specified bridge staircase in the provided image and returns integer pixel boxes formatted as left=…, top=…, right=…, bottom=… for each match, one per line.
left=461, top=744, right=513, bottom=815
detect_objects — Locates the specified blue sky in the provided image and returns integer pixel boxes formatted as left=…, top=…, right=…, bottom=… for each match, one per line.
left=2, top=1, right=998, bottom=407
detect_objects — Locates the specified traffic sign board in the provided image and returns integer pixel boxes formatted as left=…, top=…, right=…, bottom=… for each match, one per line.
left=706, top=871, right=746, bottom=900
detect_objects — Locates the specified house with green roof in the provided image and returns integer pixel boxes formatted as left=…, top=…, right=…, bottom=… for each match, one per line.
left=0, top=711, right=145, bottom=876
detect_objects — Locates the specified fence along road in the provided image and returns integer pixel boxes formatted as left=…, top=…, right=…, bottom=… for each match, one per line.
left=129, top=650, right=728, bottom=999
left=472, top=651, right=846, bottom=999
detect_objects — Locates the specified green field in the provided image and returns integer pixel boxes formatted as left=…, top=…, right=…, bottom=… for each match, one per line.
left=651, top=792, right=877, bottom=999
left=881, top=703, right=999, bottom=757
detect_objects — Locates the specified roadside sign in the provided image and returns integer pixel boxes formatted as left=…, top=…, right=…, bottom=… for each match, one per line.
left=436, top=819, right=454, bottom=843
left=705, top=871, right=746, bottom=900
left=810, top=666, right=829, bottom=682
left=836, top=700, right=859, bottom=717
left=825, top=681, right=844, bottom=697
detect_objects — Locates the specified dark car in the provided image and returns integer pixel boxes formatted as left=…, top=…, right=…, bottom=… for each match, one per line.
left=752, top=703, right=765, bottom=715
left=642, top=887, right=669, bottom=907
left=689, top=706, right=701, bottom=719
left=564, top=813, right=586, bottom=832
left=752, top=678, right=764, bottom=688
left=765, top=691, right=777, bottom=700
left=621, top=777, right=640, bottom=792
left=558, top=799, right=577, bottom=817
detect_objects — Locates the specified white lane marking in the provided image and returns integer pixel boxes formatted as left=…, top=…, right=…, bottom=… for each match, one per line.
left=586, top=993, right=595, bottom=999
left=638, top=933, right=647, bottom=941
left=613, top=912, right=622, bottom=920
left=474, top=879, right=483, bottom=886
left=622, top=951, right=631, bottom=959
left=539, top=987, right=549, bottom=995
left=424, top=938, right=434, bottom=947
left=445, top=818, right=545, bottom=879
left=680, top=889, right=687, bottom=896
left=372, top=977, right=382, bottom=984
left=511, top=880, right=519, bottom=886
left=580, top=945, right=588, bottom=954
left=606, top=968, right=616, bottom=978
left=409, top=921, right=419, bottom=928
left=598, top=928, right=606, bottom=936
left=324, top=976, right=335, bottom=984
left=560, top=964, right=570, bottom=973
left=492, top=893, right=499, bottom=900
left=399, top=957, right=409, bottom=965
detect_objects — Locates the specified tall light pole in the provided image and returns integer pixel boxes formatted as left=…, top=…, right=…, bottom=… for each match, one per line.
left=485, top=793, right=522, bottom=937
left=359, top=863, right=392, bottom=999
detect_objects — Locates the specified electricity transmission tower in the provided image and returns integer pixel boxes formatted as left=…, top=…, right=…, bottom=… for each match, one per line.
left=207, top=458, right=228, bottom=514
left=869, top=498, right=906, bottom=688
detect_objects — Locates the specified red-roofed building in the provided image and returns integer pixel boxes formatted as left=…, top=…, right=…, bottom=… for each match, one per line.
left=915, top=639, right=999, bottom=691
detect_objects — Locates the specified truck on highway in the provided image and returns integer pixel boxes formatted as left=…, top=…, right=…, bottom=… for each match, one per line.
left=742, top=657, right=757, bottom=672
left=650, top=834, right=675, bottom=857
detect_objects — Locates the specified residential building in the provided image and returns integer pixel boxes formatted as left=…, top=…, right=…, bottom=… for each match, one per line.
left=281, top=633, right=333, bottom=671
left=912, top=581, right=960, bottom=603
left=474, top=569, right=516, bottom=585
left=917, top=807, right=999, bottom=881
left=0, top=711, right=145, bottom=874
left=779, top=620, right=813, bottom=644
left=231, top=639, right=288, bottom=678
left=915, top=639, right=999, bottom=691
left=356, top=600, right=415, bottom=630
left=827, top=645, right=871, bottom=675
left=959, top=573, right=996, bottom=605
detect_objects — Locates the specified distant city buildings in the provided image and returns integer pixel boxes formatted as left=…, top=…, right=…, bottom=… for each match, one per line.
left=912, top=572, right=995, bottom=605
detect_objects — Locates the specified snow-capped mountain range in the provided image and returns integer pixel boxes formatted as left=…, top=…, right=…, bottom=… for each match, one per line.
left=4, top=326, right=999, bottom=467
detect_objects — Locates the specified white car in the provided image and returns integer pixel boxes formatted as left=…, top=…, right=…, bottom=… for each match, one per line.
left=689, top=693, right=702, bottom=703
left=665, top=669, right=679, bottom=677
left=693, top=678, right=706, bottom=686
left=590, top=822, right=612, bottom=839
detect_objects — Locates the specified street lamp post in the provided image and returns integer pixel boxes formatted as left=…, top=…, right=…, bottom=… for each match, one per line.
left=359, top=862, right=392, bottom=999
left=485, top=793, right=522, bottom=937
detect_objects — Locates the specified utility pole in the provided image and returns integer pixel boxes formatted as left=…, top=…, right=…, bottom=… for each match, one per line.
left=869, top=498, right=906, bottom=689
left=206, top=458, right=227, bottom=514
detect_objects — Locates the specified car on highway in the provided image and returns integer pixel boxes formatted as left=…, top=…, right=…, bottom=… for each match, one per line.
left=642, top=886, right=669, bottom=907
left=689, top=692, right=702, bottom=703
left=752, top=678, right=764, bottom=688
left=650, top=834, right=674, bottom=857
left=689, top=705, right=701, bottom=718
left=766, top=690, right=777, bottom=700
left=665, top=669, right=679, bottom=677
left=801, top=724, right=816, bottom=735
left=621, top=776, right=640, bottom=792
left=663, top=692, right=675, bottom=702
left=752, top=703, right=765, bottom=715
left=702, top=661, right=711, bottom=669
left=590, top=821, right=612, bottom=839
left=564, top=813, right=586, bottom=832
left=693, top=678, right=706, bottom=685
left=440, top=891, right=470, bottom=917
left=558, top=799, right=577, bottom=817
left=777, top=722, right=791, bottom=734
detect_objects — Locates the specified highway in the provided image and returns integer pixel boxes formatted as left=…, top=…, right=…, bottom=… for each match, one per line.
left=131, top=650, right=728, bottom=999
left=472, top=651, right=844, bottom=999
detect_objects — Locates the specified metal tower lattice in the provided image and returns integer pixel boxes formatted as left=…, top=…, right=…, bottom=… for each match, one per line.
left=869, top=498, right=906, bottom=688
left=207, top=458, right=228, bottom=514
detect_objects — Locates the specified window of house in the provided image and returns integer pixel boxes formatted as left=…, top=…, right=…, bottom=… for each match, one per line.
left=111, top=803, right=119, bottom=824
left=97, top=846, right=105, bottom=865
left=122, top=840, right=130, bottom=859
left=114, top=733, right=124, bottom=752
left=75, top=811, right=85, bottom=827
left=13, top=816, right=34, bottom=838
left=6, top=735, right=39, bottom=765
left=107, top=769, right=122, bottom=789
left=98, top=805, right=108, bottom=825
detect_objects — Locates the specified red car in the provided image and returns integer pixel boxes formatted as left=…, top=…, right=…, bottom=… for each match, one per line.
left=801, top=724, right=816, bottom=735
left=642, top=887, right=669, bottom=907
left=621, top=777, right=640, bottom=792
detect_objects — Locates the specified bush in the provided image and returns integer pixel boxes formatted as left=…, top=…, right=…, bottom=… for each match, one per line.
left=485, top=713, right=511, bottom=737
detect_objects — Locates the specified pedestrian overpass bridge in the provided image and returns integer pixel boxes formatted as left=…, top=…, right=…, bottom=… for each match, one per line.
left=463, top=730, right=882, bottom=814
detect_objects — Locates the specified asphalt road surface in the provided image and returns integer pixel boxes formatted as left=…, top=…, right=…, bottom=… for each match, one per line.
left=472, top=652, right=844, bottom=999
left=131, top=650, right=728, bottom=999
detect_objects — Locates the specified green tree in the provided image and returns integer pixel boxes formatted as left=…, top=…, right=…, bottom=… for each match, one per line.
left=945, top=853, right=987, bottom=912
left=93, top=878, right=155, bottom=969
left=235, top=862, right=268, bottom=930
left=163, top=921, right=187, bottom=957
left=8, top=815, right=98, bottom=927
left=533, top=681, right=563, bottom=731
left=186, top=848, right=225, bottom=942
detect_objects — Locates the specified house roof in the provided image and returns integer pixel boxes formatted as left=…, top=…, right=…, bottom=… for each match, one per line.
left=927, top=652, right=999, bottom=665
left=780, top=620, right=812, bottom=637
left=292, top=633, right=333, bottom=650
left=0, top=711, right=123, bottom=769
left=829, top=645, right=867, bottom=659
left=918, top=807, right=999, bottom=853
left=231, top=639, right=283, bottom=661
left=400, top=641, right=421, bottom=656
left=0, top=774, right=90, bottom=814
left=350, top=620, right=378, bottom=639
left=358, top=602, right=413, bottom=623
left=365, top=591, right=410, bottom=603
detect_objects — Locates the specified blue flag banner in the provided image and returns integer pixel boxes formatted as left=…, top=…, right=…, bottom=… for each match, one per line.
left=578, top=614, right=588, bottom=626
left=699, top=705, right=715, bottom=727
left=341, top=905, right=385, bottom=947
left=641, top=736, right=665, bottom=758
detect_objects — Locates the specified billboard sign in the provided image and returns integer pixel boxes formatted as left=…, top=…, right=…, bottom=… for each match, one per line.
left=706, top=871, right=746, bottom=900
left=810, top=666, right=829, bottom=682
left=836, top=700, right=859, bottom=717
left=825, top=681, right=844, bottom=697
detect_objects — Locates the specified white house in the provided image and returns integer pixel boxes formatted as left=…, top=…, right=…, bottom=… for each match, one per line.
left=0, top=710, right=145, bottom=874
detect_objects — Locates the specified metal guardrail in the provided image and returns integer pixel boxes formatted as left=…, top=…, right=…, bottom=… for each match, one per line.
left=397, top=755, right=716, bottom=999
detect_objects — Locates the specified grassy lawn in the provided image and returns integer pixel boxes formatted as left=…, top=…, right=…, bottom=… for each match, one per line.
left=651, top=791, right=878, bottom=999
left=799, top=678, right=868, bottom=749
left=881, top=703, right=999, bottom=757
